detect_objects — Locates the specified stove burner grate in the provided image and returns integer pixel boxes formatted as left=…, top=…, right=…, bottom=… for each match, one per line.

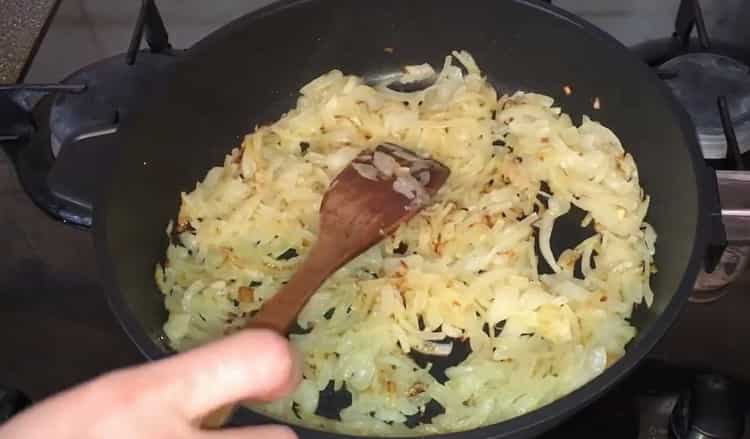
left=0, top=0, right=177, bottom=227
left=660, top=53, right=750, bottom=160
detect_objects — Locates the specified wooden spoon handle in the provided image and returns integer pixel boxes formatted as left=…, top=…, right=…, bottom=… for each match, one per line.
left=200, top=241, right=342, bottom=429
left=200, top=404, right=236, bottom=429
left=249, top=252, right=336, bottom=333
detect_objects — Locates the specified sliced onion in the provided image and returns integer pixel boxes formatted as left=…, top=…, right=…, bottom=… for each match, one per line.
left=412, top=340, right=454, bottom=356
left=393, top=172, right=430, bottom=210
left=538, top=215, right=560, bottom=273
left=417, top=171, right=431, bottom=186
left=400, top=63, right=437, bottom=84
left=352, top=162, right=379, bottom=181
left=373, top=151, right=399, bottom=177
left=393, top=176, right=418, bottom=200
left=382, top=143, right=421, bottom=162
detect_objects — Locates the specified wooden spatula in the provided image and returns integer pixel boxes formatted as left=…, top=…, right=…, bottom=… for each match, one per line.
left=200, top=143, right=449, bottom=428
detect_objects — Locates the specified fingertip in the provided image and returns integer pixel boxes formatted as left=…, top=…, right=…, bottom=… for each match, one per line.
left=231, top=329, right=301, bottom=401
left=151, top=328, right=302, bottom=419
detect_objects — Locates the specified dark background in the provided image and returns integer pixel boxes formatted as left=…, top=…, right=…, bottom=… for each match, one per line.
left=0, top=154, right=141, bottom=399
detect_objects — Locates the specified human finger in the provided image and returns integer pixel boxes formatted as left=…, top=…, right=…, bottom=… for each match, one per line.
left=118, top=329, right=300, bottom=421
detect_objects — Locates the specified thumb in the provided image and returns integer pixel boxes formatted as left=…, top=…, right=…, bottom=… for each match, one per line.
left=0, top=330, right=300, bottom=439
left=130, top=329, right=300, bottom=421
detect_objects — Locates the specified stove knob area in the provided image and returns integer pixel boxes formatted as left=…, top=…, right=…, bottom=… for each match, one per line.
left=0, top=385, right=30, bottom=423
left=670, top=374, right=745, bottom=439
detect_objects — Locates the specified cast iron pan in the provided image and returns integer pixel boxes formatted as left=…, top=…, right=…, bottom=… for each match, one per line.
left=94, top=0, right=713, bottom=437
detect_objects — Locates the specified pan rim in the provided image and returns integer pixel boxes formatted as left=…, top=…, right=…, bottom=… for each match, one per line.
left=94, top=0, right=709, bottom=437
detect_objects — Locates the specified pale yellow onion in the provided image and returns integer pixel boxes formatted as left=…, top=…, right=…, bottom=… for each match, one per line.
left=157, top=51, right=656, bottom=436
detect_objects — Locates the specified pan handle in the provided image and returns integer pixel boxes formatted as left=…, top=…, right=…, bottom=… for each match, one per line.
left=1, top=91, right=119, bottom=228
left=702, top=166, right=727, bottom=273
left=701, top=167, right=750, bottom=273
left=694, top=97, right=750, bottom=282
left=716, top=170, right=750, bottom=246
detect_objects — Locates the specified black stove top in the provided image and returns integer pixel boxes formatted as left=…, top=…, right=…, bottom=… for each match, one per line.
left=2, top=0, right=750, bottom=438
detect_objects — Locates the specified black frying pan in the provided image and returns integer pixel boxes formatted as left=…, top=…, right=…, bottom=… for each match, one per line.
left=94, top=0, right=715, bottom=437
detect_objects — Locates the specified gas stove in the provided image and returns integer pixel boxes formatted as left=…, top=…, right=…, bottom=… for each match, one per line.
left=1, top=1, right=750, bottom=438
